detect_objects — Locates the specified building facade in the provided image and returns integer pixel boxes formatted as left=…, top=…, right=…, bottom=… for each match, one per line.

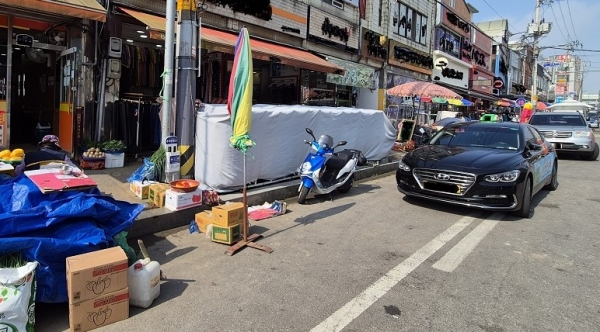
left=476, top=19, right=510, bottom=97
left=0, top=0, right=107, bottom=152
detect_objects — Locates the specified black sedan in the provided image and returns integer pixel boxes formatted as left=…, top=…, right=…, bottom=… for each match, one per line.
left=396, top=121, right=558, bottom=218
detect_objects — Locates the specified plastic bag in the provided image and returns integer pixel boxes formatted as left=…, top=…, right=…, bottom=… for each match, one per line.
left=114, top=232, right=137, bottom=266
left=0, top=261, right=38, bottom=332
left=127, top=158, right=155, bottom=183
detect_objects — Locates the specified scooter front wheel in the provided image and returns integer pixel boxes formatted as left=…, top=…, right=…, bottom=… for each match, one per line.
left=298, top=185, right=310, bottom=204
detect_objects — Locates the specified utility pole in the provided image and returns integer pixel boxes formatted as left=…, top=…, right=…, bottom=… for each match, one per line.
left=529, top=0, right=551, bottom=110
left=175, top=0, right=199, bottom=179
left=162, top=0, right=176, bottom=143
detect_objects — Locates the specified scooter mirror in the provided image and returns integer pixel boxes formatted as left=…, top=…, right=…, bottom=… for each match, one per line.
left=336, top=141, right=347, bottom=147
left=305, top=128, right=316, bottom=140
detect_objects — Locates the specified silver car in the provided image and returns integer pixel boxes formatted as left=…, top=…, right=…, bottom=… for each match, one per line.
left=588, top=111, right=599, bottom=129
left=529, top=112, right=598, bottom=160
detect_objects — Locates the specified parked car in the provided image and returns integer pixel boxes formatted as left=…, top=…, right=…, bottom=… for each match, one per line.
left=529, top=111, right=599, bottom=160
left=430, top=117, right=465, bottom=132
left=587, top=111, right=598, bottom=129
left=396, top=121, right=558, bottom=218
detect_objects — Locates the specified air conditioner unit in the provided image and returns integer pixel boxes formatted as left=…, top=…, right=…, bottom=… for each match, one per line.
left=332, top=0, right=344, bottom=9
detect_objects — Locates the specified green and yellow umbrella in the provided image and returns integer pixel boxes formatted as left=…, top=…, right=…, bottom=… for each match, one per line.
left=227, top=27, right=255, bottom=153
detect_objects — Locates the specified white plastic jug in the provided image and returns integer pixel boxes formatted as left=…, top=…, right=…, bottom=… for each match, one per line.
left=128, top=258, right=161, bottom=308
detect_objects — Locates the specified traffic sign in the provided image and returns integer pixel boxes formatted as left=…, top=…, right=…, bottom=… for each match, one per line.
left=515, top=98, right=526, bottom=106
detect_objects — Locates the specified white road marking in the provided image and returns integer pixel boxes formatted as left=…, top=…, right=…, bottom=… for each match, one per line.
left=310, top=214, right=478, bottom=332
left=432, top=212, right=504, bottom=273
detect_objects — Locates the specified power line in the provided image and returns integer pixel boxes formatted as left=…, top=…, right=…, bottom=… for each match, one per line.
left=479, top=0, right=520, bottom=32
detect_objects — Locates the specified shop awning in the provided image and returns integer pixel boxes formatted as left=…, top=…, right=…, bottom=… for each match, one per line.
left=435, top=81, right=498, bottom=102
left=118, top=7, right=167, bottom=39
left=325, top=56, right=376, bottom=89
left=0, top=0, right=107, bottom=22
left=116, top=7, right=341, bottom=74
left=201, top=28, right=342, bottom=74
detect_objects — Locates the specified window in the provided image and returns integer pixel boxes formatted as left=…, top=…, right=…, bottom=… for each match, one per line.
left=323, top=0, right=344, bottom=9
left=417, top=14, right=427, bottom=45
left=394, top=2, right=427, bottom=45
left=431, top=125, right=520, bottom=150
left=449, top=0, right=455, bottom=8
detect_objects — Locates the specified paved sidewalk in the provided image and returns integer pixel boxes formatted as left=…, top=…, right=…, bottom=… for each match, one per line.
left=84, top=151, right=405, bottom=238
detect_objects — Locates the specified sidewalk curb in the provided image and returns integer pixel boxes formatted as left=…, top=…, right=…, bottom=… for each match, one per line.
left=128, top=160, right=400, bottom=238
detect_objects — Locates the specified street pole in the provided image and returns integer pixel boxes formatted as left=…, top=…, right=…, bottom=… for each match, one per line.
left=162, top=0, right=176, bottom=142
left=175, top=0, right=198, bottom=179
left=531, top=0, right=542, bottom=110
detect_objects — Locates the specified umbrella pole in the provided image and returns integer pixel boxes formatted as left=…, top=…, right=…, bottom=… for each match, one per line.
left=226, top=152, right=274, bottom=256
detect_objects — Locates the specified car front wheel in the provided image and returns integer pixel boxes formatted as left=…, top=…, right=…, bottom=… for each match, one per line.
left=512, top=178, right=532, bottom=219
left=543, top=161, right=558, bottom=191
left=583, top=143, right=599, bottom=161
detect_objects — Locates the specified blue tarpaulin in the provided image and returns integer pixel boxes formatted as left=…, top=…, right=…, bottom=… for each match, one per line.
left=0, top=175, right=144, bottom=303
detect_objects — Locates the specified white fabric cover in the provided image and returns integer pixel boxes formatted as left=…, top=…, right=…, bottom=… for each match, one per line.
left=195, top=104, right=396, bottom=191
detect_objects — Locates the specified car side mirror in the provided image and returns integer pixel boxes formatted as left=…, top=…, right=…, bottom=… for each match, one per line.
left=528, top=142, right=543, bottom=151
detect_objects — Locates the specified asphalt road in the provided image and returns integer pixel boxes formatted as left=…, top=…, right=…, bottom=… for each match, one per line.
left=37, top=153, right=600, bottom=332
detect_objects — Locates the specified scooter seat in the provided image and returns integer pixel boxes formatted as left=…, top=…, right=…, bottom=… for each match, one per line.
left=326, top=150, right=353, bottom=170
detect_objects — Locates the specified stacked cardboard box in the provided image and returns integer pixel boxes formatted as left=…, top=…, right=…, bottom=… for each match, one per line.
left=66, top=247, right=129, bottom=332
left=211, top=202, right=244, bottom=244
left=129, top=180, right=158, bottom=199
left=148, top=183, right=171, bottom=207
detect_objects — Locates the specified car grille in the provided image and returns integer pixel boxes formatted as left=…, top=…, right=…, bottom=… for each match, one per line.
left=539, top=131, right=572, bottom=138
left=413, top=168, right=476, bottom=196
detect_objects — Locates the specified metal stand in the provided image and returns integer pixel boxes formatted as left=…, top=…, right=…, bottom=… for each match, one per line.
left=226, top=153, right=274, bottom=256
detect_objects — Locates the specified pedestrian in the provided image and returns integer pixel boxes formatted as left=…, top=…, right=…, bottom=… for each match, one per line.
left=15, top=135, right=78, bottom=176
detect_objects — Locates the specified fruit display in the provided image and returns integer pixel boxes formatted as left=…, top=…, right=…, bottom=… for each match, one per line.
left=0, top=148, right=25, bottom=164
left=83, top=147, right=105, bottom=159
left=170, top=179, right=200, bottom=192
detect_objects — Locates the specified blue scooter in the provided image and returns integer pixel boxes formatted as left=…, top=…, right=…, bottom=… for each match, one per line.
left=297, top=128, right=366, bottom=204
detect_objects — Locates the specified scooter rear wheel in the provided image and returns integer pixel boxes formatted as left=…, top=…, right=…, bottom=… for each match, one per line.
left=337, top=174, right=354, bottom=193
left=298, top=185, right=310, bottom=204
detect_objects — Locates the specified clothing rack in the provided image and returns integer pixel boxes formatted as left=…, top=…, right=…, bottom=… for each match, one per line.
left=116, top=96, right=160, bottom=157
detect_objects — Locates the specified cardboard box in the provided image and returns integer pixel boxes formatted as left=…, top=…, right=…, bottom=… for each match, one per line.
left=104, top=152, right=125, bottom=168
left=69, top=288, right=129, bottom=332
left=129, top=180, right=158, bottom=199
left=164, top=188, right=203, bottom=211
left=211, top=202, right=244, bottom=227
left=66, top=247, right=128, bottom=304
left=79, top=158, right=105, bottom=170
left=194, top=211, right=214, bottom=233
left=211, top=224, right=242, bottom=245
left=153, top=190, right=167, bottom=208
left=148, top=183, right=170, bottom=202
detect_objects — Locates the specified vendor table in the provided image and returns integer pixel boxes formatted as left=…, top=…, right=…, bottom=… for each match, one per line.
left=25, top=167, right=97, bottom=193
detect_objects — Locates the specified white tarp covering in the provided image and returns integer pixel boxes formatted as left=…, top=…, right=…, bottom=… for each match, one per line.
left=195, top=104, right=396, bottom=191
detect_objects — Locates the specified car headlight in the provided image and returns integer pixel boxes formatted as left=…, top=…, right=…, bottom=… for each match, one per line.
left=398, top=160, right=411, bottom=172
left=574, top=131, right=593, bottom=138
left=300, top=162, right=312, bottom=172
left=484, top=170, right=520, bottom=183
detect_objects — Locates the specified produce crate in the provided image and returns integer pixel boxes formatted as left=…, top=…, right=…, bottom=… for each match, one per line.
left=105, top=152, right=125, bottom=168
left=79, top=155, right=105, bottom=170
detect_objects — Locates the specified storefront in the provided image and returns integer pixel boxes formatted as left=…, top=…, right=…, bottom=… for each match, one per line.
left=0, top=0, right=107, bottom=151
left=465, top=26, right=496, bottom=109
left=386, top=40, right=432, bottom=107
left=103, top=7, right=343, bottom=143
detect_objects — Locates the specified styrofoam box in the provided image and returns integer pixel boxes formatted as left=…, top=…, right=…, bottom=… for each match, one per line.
left=105, top=152, right=125, bottom=168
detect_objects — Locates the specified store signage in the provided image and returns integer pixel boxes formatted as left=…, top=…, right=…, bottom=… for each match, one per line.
left=445, top=11, right=470, bottom=33
left=393, top=46, right=433, bottom=69
left=321, top=18, right=349, bottom=42
left=432, top=51, right=469, bottom=88
left=281, top=26, right=301, bottom=34
left=308, top=7, right=359, bottom=52
left=363, top=30, right=387, bottom=59
left=493, top=79, right=504, bottom=88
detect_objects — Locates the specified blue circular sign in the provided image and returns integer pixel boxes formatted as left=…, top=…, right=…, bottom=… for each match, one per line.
left=515, top=98, right=526, bottom=106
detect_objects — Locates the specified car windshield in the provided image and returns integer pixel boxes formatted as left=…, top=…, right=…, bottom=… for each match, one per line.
left=429, top=125, right=520, bottom=150
left=589, top=112, right=597, bottom=120
left=529, top=113, right=586, bottom=126
left=433, top=117, right=464, bottom=127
